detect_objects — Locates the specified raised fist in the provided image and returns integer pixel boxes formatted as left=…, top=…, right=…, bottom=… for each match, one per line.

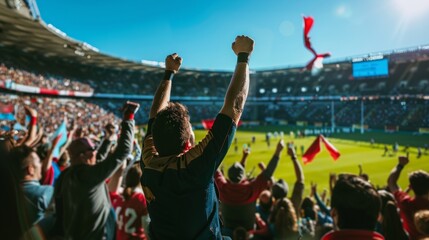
left=243, top=148, right=250, bottom=157
left=398, top=156, right=409, bottom=166
left=232, top=35, right=254, bottom=56
left=122, top=101, right=140, bottom=115
left=276, top=139, right=285, bottom=155
left=165, top=53, right=182, bottom=73
left=287, top=142, right=296, bottom=157
left=24, top=105, right=37, bottom=117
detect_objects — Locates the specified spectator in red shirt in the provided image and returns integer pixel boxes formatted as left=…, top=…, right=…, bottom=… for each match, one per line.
left=109, top=163, right=149, bottom=240
left=215, top=140, right=285, bottom=236
left=388, top=155, right=429, bottom=240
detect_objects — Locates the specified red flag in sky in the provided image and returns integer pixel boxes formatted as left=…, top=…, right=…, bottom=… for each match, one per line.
left=303, top=16, right=331, bottom=71
left=302, top=135, right=340, bottom=164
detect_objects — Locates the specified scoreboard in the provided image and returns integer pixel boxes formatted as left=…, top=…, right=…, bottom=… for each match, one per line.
left=352, top=55, right=389, bottom=79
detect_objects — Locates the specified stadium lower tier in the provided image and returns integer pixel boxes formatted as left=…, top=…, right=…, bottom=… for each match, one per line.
left=87, top=98, right=429, bottom=131
left=1, top=95, right=427, bottom=135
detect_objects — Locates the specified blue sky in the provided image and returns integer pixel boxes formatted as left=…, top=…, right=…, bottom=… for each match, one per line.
left=37, top=0, right=429, bottom=71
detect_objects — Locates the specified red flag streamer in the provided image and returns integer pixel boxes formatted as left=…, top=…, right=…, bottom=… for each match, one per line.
left=321, top=135, right=341, bottom=160
left=303, top=16, right=331, bottom=71
left=302, top=135, right=341, bottom=164
left=302, top=135, right=321, bottom=164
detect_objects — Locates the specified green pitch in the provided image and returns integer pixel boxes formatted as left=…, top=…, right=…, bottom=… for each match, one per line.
left=194, top=129, right=429, bottom=197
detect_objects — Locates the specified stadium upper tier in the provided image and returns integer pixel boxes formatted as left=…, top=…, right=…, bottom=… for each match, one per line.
left=1, top=45, right=428, bottom=99
left=0, top=0, right=428, bottom=99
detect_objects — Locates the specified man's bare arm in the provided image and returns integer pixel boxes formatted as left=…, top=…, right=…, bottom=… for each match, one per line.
left=288, top=143, right=304, bottom=183
left=21, top=106, right=38, bottom=146
left=149, top=53, right=182, bottom=119
left=220, top=35, right=254, bottom=124
left=388, top=155, right=409, bottom=193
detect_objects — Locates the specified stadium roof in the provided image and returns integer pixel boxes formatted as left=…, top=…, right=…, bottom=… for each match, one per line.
left=0, top=1, right=171, bottom=72
left=0, top=1, right=340, bottom=75
left=2, top=1, right=417, bottom=75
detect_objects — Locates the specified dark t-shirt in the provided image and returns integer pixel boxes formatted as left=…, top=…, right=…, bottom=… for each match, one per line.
left=141, top=114, right=236, bottom=240
left=55, top=120, right=134, bottom=240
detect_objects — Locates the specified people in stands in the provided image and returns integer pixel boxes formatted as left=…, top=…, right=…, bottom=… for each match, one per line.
left=310, top=182, right=334, bottom=238
left=322, top=174, right=384, bottom=240
left=257, top=190, right=274, bottom=224
left=0, top=149, right=45, bottom=240
left=414, top=210, right=429, bottom=238
left=53, top=101, right=138, bottom=239
left=9, top=145, right=55, bottom=234
left=269, top=197, right=300, bottom=240
left=300, top=197, right=317, bottom=237
left=215, top=140, right=285, bottom=237
left=388, top=155, right=429, bottom=240
left=254, top=142, right=305, bottom=239
left=273, top=143, right=305, bottom=216
left=109, top=163, right=149, bottom=240
left=140, top=35, right=254, bottom=239
left=0, top=63, right=94, bottom=92
left=377, top=190, right=409, bottom=240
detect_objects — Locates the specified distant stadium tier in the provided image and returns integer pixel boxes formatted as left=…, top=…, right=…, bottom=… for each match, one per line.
left=352, top=55, right=389, bottom=79
left=0, top=79, right=93, bottom=97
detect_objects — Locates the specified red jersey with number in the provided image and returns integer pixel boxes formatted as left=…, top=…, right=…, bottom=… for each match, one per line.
left=110, top=190, right=148, bottom=240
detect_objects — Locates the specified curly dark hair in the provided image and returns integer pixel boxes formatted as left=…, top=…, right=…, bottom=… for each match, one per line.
left=152, top=102, right=191, bottom=156
left=409, top=170, right=429, bottom=196
left=331, top=174, right=381, bottom=231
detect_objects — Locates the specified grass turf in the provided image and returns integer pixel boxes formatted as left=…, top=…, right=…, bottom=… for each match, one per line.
left=194, top=129, right=429, bottom=197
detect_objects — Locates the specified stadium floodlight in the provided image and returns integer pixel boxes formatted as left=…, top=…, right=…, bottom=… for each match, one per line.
left=301, top=87, right=307, bottom=92
left=272, top=88, right=278, bottom=93
left=259, top=88, right=265, bottom=94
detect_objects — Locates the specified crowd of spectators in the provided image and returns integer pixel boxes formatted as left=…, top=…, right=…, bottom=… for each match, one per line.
left=255, top=100, right=429, bottom=129
left=0, top=63, right=94, bottom=93
left=0, top=95, right=119, bottom=137
left=2, top=97, right=428, bottom=240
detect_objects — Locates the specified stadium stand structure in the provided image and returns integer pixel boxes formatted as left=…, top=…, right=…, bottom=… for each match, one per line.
left=1, top=0, right=428, bottom=130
